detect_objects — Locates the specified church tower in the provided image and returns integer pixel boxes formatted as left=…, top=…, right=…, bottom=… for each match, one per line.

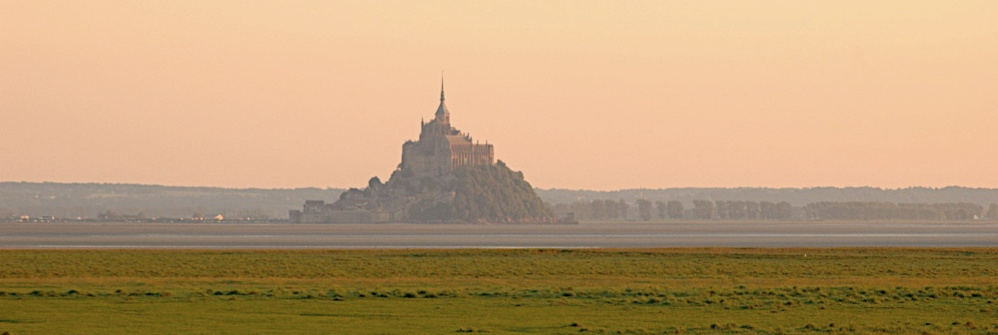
left=400, top=78, right=494, bottom=178
left=435, top=77, right=450, bottom=124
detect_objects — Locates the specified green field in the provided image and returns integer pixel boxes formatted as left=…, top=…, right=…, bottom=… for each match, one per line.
left=1, top=249, right=996, bottom=334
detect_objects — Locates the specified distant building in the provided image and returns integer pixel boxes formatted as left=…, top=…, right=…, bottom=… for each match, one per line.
left=290, top=79, right=494, bottom=223
left=401, top=80, right=494, bottom=177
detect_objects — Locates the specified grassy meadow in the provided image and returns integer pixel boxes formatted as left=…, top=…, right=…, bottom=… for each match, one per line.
left=1, top=248, right=996, bottom=334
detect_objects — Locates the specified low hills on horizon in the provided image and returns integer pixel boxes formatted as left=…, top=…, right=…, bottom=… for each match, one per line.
left=2, top=181, right=997, bottom=221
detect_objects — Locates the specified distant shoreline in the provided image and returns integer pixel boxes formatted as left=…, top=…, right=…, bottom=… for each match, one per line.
left=5, top=182, right=998, bottom=222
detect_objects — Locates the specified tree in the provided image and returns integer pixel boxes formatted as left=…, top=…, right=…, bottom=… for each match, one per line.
left=590, top=200, right=606, bottom=220
left=604, top=199, right=620, bottom=220
left=714, top=201, right=728, bottom=220
left=988, top=203, right=998, bottom=220
left=416, top=161, right=555, bottom=223
left=727, top=201, right=745, bottom=220
left=368, top=176, right=383, bottom=189
left=775, top=201, right=793, bottom=220
left=655, top=201, right=667, bottom=219
left=692, top=200, right=714, bottom=220
left=570, top=201, right=592, bottom=221
left=760, top=201, right=776, bottom=220
left=618, top=199, right=630, bottom=220
left=803, top=201, right=981, bottom=221
left=667, top=200, right=684, bottom=219
left=745, top=201, right=760, bottom=220
left=636, top=199, right=653, bottom=221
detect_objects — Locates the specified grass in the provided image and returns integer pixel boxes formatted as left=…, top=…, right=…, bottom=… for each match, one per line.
left=1, top=248, right=997, bottom=334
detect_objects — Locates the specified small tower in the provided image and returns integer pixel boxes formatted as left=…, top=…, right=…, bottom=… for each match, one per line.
left=435, top=76, right=450, bottom=124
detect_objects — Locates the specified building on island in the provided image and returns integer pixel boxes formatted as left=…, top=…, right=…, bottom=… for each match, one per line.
left=401, top=80, right=494, bottom=178
left=290, top=80, right=494, bottom=223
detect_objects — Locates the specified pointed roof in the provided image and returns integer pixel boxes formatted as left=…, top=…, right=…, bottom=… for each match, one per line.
left=434, top=75, right=449, bottom=122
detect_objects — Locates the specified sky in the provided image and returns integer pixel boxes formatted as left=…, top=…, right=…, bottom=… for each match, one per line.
left=2, top=1, right=996, bottom=190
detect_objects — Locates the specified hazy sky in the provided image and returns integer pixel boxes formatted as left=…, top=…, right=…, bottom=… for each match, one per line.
left=2, top=1, right=996, bottom=190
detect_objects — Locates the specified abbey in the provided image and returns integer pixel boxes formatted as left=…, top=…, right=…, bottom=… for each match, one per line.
left=290, top=80, right=499, bottom=223
left=401, top=81, right=494, bottom=178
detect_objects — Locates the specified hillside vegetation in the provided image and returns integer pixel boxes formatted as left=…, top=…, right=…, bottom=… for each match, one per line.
left=407, top=161, right=554, bottom=222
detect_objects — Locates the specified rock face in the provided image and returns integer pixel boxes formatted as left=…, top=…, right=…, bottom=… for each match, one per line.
left=404, top=161, right=554, bottom=223
left=290, top=83, right=554, bottom=223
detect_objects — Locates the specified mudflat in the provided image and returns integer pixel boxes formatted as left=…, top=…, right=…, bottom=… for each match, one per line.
left=2, top=221, right=996, bottom=249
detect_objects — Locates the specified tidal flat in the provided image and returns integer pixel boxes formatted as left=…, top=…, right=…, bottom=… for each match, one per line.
left=1, top=248, right=996, bottom=334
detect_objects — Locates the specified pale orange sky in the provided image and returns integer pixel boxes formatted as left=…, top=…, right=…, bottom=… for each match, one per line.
left=2, top=1, right=996, bottom=190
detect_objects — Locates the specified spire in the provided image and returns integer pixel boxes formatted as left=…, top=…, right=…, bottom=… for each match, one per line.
left=435, top=73, right=450, bottom=123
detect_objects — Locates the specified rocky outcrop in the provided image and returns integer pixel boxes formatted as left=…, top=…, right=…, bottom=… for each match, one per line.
left=291, top=160, right=555, bottom=223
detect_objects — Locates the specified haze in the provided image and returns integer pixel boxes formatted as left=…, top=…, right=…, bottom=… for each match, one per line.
left=2, top=1, right=996, bottom=190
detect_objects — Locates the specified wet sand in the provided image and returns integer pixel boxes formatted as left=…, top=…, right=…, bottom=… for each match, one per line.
left=2, top=221, right=997, bottom=249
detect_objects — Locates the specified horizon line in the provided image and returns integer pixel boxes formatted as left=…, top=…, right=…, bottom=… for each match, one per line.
left=4, top=180, right=997, bottom=192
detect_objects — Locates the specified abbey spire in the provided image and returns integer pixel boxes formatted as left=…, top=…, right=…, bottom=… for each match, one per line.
left=435, top=75, right=450, bottom=123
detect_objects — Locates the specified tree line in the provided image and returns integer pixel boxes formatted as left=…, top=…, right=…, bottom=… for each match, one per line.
left=550, top=199, right=792, bottom=221
left=536, top=186, right=998, bottom=207
left=804, top=202, right=994, bottom=221
left=550, top=199, right=998, bottom=222
left=0, top=182, right=342, bottom=220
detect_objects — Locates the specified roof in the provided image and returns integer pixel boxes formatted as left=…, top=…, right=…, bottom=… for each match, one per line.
left=445, top=135, right=472, bottom=145
left=435, top=100, right=449, bottom=119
